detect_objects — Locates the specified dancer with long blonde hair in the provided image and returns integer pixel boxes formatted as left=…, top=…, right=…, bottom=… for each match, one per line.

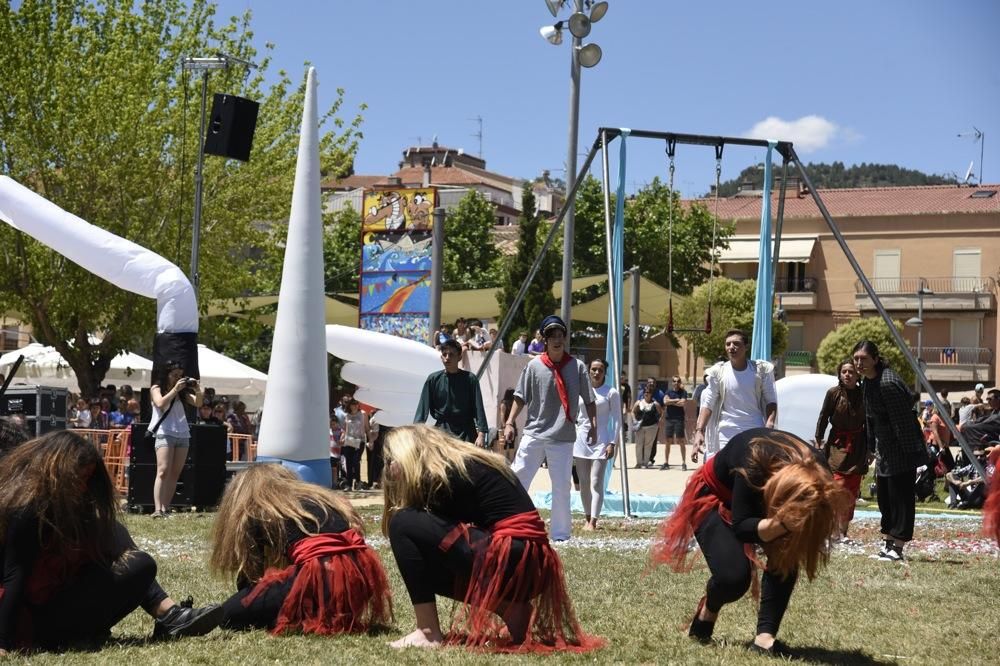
left=651, top=428, right=851, bottom=656
left=209, top=465, right=392, bottom=635
left=382, top=425, right=603, bottom=653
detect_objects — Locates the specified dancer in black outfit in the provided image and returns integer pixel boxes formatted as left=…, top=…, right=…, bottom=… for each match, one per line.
left=209, top=464, right=391, bottom=635
left=852, top=340, right=926, bottom=562
left=652, top=428, right=850, bottom=656
left=0, top=431, right=221, bottom=655
left=382, top=425, right=603, bottom=653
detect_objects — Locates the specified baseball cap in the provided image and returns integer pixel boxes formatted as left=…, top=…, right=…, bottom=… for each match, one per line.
left=975, top=383, right=985, bottom=391
left=540, top=315, right=567, bottom=336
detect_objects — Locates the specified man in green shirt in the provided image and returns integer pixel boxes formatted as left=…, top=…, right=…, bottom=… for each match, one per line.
left=413, top=339, right=488, bottom=446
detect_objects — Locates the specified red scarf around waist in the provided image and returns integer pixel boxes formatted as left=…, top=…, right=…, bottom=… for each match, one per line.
left=830, top=427, right=864, bottom=454
left=287, top=530, right=368, bottom=564
left=540, top=352, right=574, bottom=422
left=650, top=458, right=731, bottom=571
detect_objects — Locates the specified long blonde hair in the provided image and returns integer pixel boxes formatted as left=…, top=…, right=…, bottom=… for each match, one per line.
left=738, top=431, right=852, bottom=580
left=209, top=464, right=363, bottom=583
left=381, top=425, right=516, bottom=536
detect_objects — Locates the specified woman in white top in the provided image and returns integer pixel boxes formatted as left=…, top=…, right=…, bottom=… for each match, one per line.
left=150, top=361, right=200, bottom=518
left=574, top=359, right=621, bottom=530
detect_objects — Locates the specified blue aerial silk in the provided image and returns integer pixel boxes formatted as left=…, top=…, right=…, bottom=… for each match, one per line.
left=750, top=141, right=777, bottom=361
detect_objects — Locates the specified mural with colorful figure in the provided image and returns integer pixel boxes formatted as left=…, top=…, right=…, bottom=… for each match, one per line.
left=362, top=188, right=435, bottom=231
left=358, top=187, right=436, bottom=342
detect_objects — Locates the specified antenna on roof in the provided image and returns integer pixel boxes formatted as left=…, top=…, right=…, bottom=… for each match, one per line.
left=963, top=161, right=976, bottom=185
left=469, top=115, right=484, bottom=158
left=957, top=126, right=984, bottom=186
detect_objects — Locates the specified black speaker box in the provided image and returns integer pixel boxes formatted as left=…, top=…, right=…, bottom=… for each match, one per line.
left=128, top=423, right=227, bottom=511
left=203, top=93, right=259, bottom=162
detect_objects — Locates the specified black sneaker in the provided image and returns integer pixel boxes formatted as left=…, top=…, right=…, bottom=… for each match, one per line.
left=878, top=544, right=905, bottom=563
left=152, top=596, right=224, bottom=641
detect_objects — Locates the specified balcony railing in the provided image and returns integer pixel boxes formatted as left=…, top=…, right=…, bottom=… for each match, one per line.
left=915, top=346, right=993, bottom=366
left=784, top=351, right=815, bottom=367
left=775, top=277, right=818, bottom=293
left=855, top=276, right=996, bottom=295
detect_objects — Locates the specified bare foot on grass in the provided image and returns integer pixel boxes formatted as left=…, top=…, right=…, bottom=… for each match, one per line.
left=389, top=628, right=443, bottom=649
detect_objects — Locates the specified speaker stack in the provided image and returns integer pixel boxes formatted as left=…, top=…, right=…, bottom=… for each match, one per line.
left=128, top=422, right=227, bottom=512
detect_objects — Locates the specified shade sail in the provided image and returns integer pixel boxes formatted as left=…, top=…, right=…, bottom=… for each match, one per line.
left=572, top=274, right=683, bottom=327
left=718, top=237, right=816, bottom=264
left=205, top=274, right=609, bottom=326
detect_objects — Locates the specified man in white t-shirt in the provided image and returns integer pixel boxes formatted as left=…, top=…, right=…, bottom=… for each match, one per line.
left=692, top=329, right=777, bottom=460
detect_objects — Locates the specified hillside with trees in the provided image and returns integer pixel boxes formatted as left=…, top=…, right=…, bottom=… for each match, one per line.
left=714, top=162, right=958, bottom=196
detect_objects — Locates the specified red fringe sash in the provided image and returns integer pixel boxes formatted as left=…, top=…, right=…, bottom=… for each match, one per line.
left=983, top=448, right=1000, bottom=545
left=440, top=511, right=604, bottom=653
left=241, top=530, right=392, bottom=635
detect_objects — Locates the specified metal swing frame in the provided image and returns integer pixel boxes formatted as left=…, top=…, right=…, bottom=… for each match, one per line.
left=478, top=128, right=984, bottom=517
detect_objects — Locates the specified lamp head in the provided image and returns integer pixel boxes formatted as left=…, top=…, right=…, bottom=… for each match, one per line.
left=545, top=0, right=565, bottom=18
left=905, top=317, right=923, bottom=328
left=577, top=42, right=603, bottom=68
left=568, top=11, right=591, bottom=38
left=540, top=22, right=564, bottom=45
left=588, top=1, right=609, bottom=22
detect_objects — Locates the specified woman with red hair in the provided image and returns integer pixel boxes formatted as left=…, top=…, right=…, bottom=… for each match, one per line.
left=651, top=428, right=851, bottom=656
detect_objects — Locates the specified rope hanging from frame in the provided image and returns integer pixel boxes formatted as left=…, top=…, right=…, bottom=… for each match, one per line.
left=665, top=141, right=723, bottom=334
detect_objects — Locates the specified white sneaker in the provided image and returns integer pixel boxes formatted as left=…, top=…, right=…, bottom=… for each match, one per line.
left=877, top=546, right=905, bottom=563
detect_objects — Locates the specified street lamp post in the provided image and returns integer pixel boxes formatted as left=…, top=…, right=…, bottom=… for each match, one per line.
left=540, top=1, right=607, bottom=336
left=905, top=278, right=934, bottom=395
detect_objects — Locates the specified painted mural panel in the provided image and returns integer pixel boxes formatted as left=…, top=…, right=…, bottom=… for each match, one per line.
left=361, top=231, right=432, bottom=273
left=359, top=314, right=430, bottom=342
left=362, top=188, right=434, bottom=231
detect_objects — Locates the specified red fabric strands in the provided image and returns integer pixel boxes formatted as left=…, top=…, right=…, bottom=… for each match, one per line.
left=830, top=427, right=863, bottom=454
left=984, top=448, right=1000, bottom=545
left=650, top=461, right=730, bottom=571
left=443, top=511, right=604, bottom=654
left=242, top=530, right=392, bottom=635
left=539, top=352, right=574, bottom=422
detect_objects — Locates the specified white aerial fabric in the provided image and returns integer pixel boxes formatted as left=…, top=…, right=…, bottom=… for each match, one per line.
left=326, top=324, right=440, bottom=427
left=774, top=373, right=838, bottom=443
left=256, top=68, right=330, bottom=466
left=0, top=176, right=198, bottom=333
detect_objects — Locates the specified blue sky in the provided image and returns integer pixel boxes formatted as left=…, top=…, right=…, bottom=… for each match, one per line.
left=213, top=0, right=999, bottom=197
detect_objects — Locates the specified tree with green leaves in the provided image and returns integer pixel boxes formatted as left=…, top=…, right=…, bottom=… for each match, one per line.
left=816, top=317, right=915, bottom=387
left=442, top=190, right=502, bottom=289
left=675, top=278, right=788, bottom=362
left=496, top=185, right=557, bottom=343
left=0, top=0, right=363, bottom=396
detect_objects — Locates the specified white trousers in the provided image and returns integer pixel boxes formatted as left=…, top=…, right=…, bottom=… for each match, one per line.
left=511, top=435, right=575, bottom=541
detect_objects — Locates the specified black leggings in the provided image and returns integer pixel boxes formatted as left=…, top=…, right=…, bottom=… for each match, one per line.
left=876, top=471, right=916, bottom=542
left=388, top=508, right=527, bottom=605
left=31, top=551, right=162, bottom=648
left=221, top=576, right=296, bottom=631
left=342, top=447, right=361, bottom=486
left=694, top=511, right=798, bottom=636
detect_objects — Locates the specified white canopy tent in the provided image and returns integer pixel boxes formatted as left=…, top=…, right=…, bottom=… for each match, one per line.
left=0, top=342, right=267, bottom=404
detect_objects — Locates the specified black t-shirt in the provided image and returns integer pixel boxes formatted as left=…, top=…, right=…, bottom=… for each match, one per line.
left=427, top=459, right=535, bottom=528
left=710, top=428, right=823, bottom=544
left=665, top=388, right=688, bottom=420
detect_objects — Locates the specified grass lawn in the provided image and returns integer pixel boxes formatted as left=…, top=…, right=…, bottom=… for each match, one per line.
left=8, top=505, right=998, bottom=665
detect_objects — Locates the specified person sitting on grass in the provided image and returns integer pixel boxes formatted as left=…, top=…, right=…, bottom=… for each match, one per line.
left=381, top=425, right=604, bottom=653
left=209, top=464, right=392, bottom=635
left=651, top=428, right=851, bottom=657
left=945, top=445, right=987, bottom=509
left=0, top=431, right=222, bottom=656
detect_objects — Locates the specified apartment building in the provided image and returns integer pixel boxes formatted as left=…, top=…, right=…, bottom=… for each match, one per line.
left=707, top=183, right=999, bottom=390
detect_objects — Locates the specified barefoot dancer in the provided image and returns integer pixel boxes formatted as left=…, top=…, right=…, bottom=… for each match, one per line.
left=209, top=465, right=392, bottom=635
left=651, top=428, right=851, bottom=656
left=574, top=358, right=620, bottom=530
left=382, top=425, right=604, bottom=652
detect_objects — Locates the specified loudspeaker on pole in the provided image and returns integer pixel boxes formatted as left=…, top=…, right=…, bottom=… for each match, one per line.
left=203, top=93, right=259, bottom=162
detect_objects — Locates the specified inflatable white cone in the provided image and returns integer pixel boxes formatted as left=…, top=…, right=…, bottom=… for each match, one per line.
left=256, top=67, right=330, bottom=484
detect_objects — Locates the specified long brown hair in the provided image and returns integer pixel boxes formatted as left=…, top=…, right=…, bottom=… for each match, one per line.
left=209, top=464, right=363, bottom=583
left=738, top=431, right=852, bottom=580
left=0, top=430, right=120, bottom=564
left=381, top=425, right=516, bottom=536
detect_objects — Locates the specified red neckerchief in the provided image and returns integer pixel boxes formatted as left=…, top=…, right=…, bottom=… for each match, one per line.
left=540, top=351, right=574, bottom=422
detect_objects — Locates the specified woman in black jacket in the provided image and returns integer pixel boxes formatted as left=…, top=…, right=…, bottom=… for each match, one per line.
left=852, top=340, right=926, bottom=562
